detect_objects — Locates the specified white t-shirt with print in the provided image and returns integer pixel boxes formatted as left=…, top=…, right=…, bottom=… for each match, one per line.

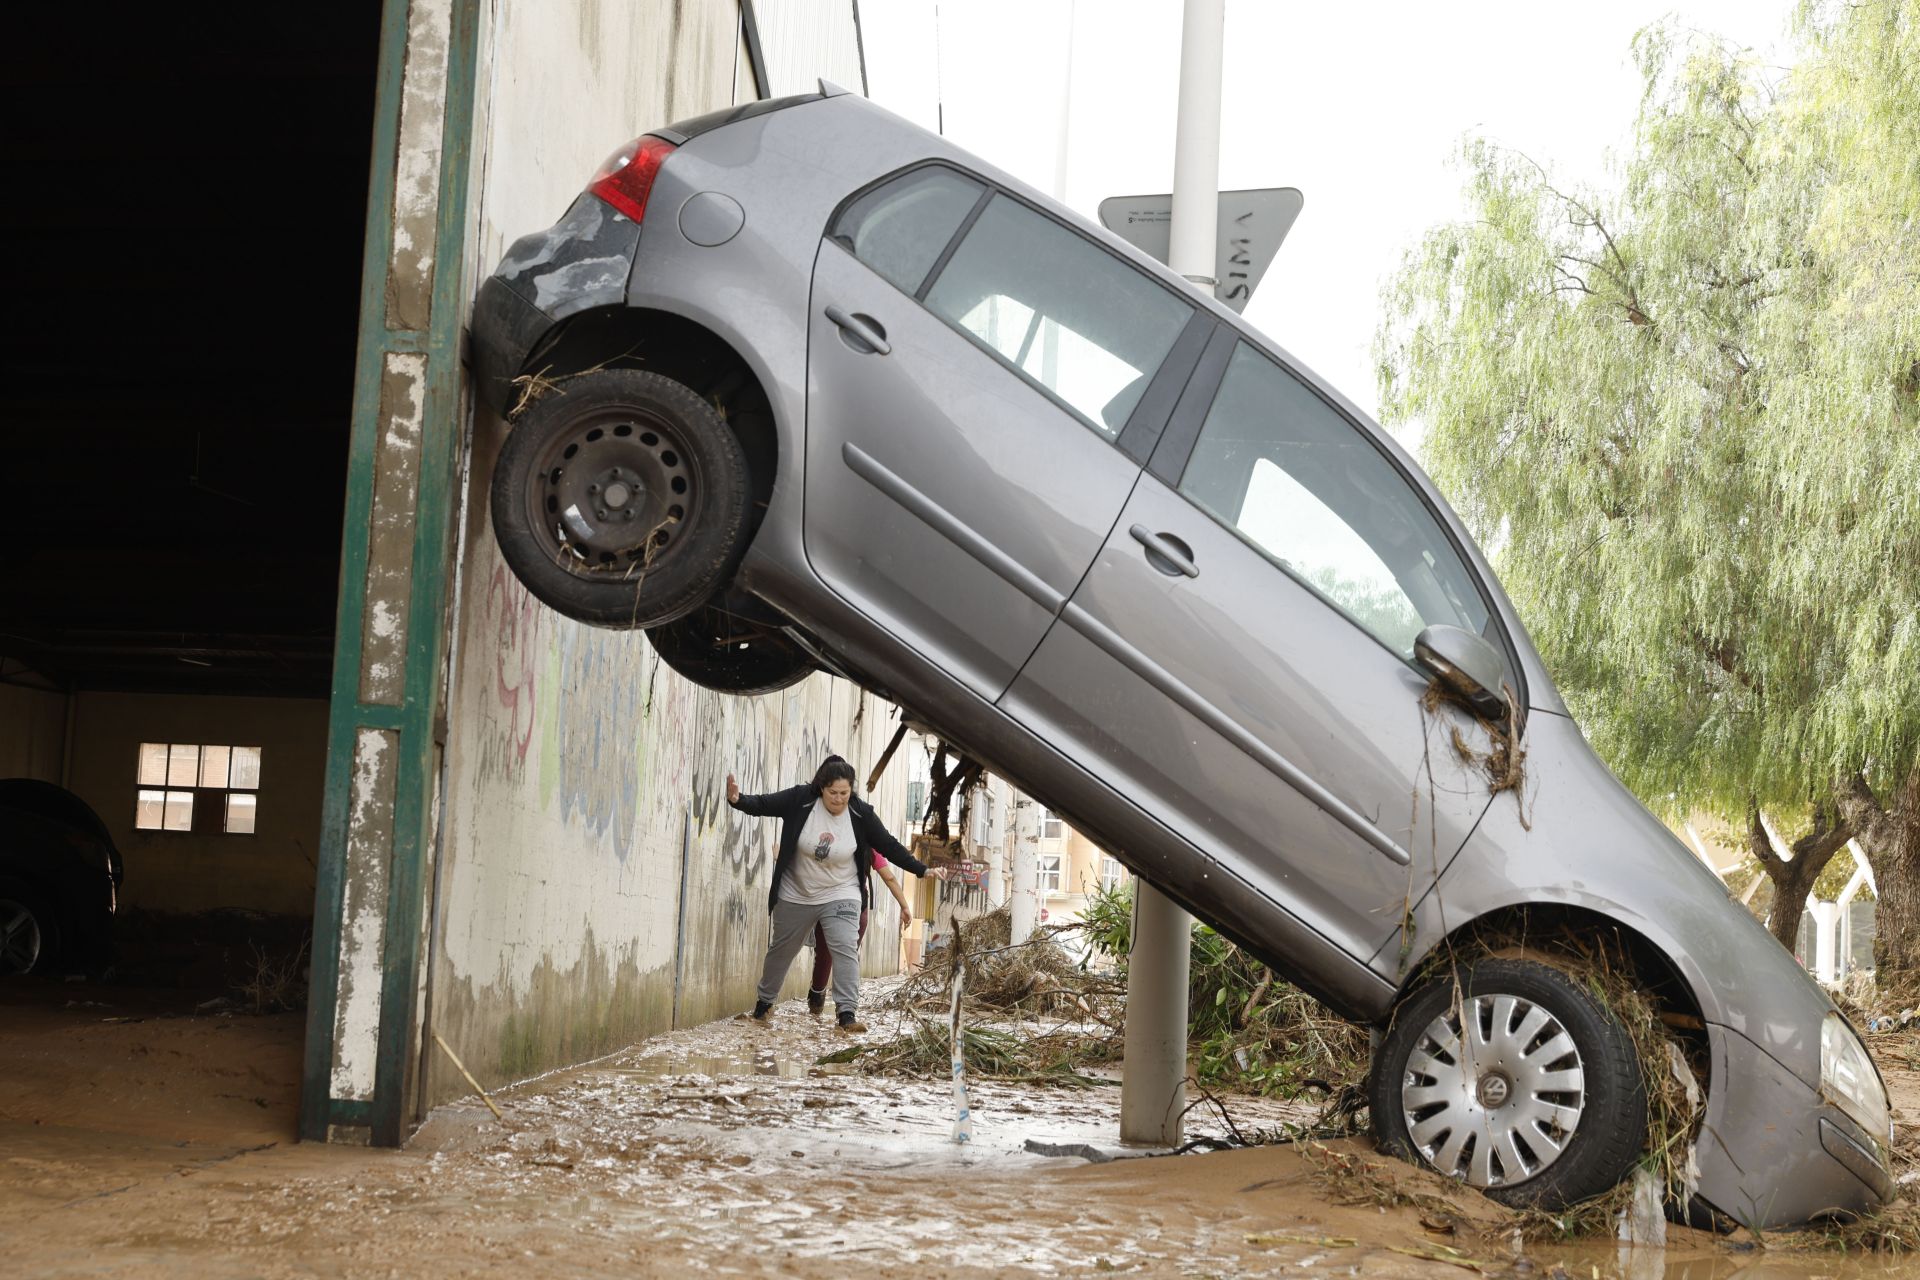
left=781, top=799, right=861, bottom=906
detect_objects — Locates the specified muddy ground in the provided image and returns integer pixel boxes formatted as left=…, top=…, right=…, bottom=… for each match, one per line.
left=4, top=978, right=1917, bottom=1278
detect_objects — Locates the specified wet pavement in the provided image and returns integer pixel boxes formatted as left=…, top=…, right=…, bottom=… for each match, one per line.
left=4, top=979, right=1915, bottom=1278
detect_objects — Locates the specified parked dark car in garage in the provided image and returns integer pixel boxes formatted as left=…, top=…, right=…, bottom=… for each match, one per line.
left=0, top=779, right=121, bottom=976
left=469, top=83, right=1893, bottom=1223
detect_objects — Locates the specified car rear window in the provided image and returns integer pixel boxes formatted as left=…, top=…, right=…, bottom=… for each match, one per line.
left=831, top=166, right=985, bottom=295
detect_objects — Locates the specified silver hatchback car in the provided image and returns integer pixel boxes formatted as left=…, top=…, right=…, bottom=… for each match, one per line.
left=471, top=82, right=1892, bottom=1224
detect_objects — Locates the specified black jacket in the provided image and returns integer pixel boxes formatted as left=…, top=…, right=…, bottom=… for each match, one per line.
left=729, top=784, right=929, bottom=914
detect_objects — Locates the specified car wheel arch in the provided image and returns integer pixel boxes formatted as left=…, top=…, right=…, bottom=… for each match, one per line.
left=1388, top=901, right=1712, bottom=1091
left=515, top=304, right=781, bottom=520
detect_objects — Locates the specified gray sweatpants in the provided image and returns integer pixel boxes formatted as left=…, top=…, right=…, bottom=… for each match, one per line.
left=759, top=898, right=863, bottom=1015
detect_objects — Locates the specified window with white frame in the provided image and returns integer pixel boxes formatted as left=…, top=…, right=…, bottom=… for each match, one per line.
left=1040, top=809, right=1063, bottom=840
left=135, top=743, right=262, bottom=834
left=1038, top=853, right=1064, bottom=895
left=971, top=789, right=998, bottom=847
left=1100, top=855, right=1126, bottom=892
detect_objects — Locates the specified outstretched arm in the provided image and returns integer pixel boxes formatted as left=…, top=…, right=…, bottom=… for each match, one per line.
left=726, top=776, right=805, bottom=817
left=857, top=811, right=951, bottom=881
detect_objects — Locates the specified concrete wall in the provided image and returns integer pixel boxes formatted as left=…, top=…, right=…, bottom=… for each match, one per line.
left=427, top=0, right=895, bottom=1100
left=66, top=693, right=326, bottom=916
left=0, top=684, right=68, bottom=783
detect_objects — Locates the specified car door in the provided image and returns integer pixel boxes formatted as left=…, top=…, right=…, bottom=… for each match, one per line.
left=805, top=166, right=1205, bottom=702
left=1002, top=334, right=1511, bottom=963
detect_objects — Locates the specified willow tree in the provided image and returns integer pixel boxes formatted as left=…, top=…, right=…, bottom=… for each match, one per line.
left=1378, top=2, right=1920, bottom=969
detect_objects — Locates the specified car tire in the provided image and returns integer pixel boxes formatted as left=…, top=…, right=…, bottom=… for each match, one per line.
left=0, top=880, right=60, bottom=977
left=646, top=605, right=816, bottom=696
left=491, top=369, right=752, bottom=629
left=1370, top=957, right=1647, bottom=1209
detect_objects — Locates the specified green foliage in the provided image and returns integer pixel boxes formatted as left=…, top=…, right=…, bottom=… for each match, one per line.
left=1082, top=883, right=1369, bottom=1095
left=1377, top=1, right=1920, bottom=823
left=1080, top=880, right=1137, bottom=965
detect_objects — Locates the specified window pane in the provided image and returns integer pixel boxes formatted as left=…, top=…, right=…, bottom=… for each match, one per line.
left=225, top=793, right=258, bottom=835
left=832, top=166, right=984, bottom=295
left=167, top=744, right=200, bottom=787
left=138, top=743, right=170, bottom=787
left=199, top=744, right=231, bottom=789
left=135, top=788, right=168, bottom=830
left=163, top=790, right=194, bottom=832
left=926, top=194, right=1191, bottom=437
left=1180, top=344, right=1492, bottom=658
left=1039, top=854, right=1063, bottom=894
left=230, top=746, right=262, bottom=790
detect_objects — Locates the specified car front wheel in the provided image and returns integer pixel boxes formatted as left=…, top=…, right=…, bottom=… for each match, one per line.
left=490, top=369, right=751, bottom=629
left=1370, top=957, right=1648, bottom=1208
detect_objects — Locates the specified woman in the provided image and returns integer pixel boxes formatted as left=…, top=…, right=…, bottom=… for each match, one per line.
left=726, top=755, right=933, bottom=1032
left=806, top=847, right=914, bottom=1016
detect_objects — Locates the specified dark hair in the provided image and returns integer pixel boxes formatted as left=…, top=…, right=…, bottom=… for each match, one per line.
left=810, top=754, right=857, bottom=795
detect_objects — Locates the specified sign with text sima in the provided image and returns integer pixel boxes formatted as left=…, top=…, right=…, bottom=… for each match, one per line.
left=1097, top=187, right=1303, bottom=313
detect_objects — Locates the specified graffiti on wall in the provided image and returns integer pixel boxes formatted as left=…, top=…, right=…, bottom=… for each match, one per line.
left=450, top=544, right=912, bottom=995
left=480, top=563, right=543, bottom=778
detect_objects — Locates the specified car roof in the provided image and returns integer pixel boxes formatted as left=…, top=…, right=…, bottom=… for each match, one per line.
left=0, top=778, right=116, bottom=848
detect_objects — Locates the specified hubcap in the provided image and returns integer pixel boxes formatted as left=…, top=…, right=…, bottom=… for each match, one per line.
left=0, top=899, right=43, bottom=975
left=524, top=407, right=698, bottom=577
left=1401, top=992, right=1586, bottom=1188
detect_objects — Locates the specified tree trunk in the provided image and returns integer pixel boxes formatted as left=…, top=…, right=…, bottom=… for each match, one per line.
left=1766, top=858, right=1822, bottom=953
left=1746, top=804, right=1852, bottom=955
left=1841, top=767, right=1920, bottom=985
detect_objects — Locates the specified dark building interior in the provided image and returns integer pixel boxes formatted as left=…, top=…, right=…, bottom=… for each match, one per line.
left=3, top=5, right=381, bottom=699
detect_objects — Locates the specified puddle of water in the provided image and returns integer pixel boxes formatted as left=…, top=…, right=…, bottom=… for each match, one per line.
left=611, top=1053, right=811, bottom=1081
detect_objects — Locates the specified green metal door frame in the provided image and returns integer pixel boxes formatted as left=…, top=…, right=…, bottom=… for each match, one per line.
left=301, top=0, right=482, bottom=1147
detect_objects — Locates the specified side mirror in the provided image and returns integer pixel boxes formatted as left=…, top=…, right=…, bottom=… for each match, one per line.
left=1413, top=624, right=1510, bottom=720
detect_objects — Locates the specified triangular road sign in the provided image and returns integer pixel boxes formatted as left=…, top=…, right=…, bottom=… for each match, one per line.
left=1097, top=187, right=1303, bottom=313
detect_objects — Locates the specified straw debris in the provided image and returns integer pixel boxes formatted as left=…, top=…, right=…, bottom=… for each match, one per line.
left=1421, top=680, right=1529, bottom=825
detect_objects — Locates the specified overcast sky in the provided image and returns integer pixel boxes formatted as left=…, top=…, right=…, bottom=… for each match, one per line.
left=860, top=0, right=1799, bottom=432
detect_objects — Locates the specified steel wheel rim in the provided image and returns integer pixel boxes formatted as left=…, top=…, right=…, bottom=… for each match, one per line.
left=1401, top=992, right=1587, bottom=1188
left=521, top=403, right=702, bottom=579
left=0, top=899, right=42, bottom=975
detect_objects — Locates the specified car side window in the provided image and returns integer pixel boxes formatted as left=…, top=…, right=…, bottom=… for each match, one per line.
left=830, top=166, right=985, bottom=296
left=923, top=194, right=1192, bottom=438
left=1180, top=343, right=1495, bottom=662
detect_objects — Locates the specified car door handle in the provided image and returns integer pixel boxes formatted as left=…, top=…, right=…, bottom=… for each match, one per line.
left=824, top=305, right=891, bottom=355
left=1130, top=525, right=1199, bottom=578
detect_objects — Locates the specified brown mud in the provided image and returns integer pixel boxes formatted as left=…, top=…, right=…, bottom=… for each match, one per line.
left=4, top=978, right=1917, bottom=1278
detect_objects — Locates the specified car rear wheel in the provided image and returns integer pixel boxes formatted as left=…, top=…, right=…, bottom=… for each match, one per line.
left=646, top=605, right=815, bottom=696
left=491, top=369, right=751, bottom=628
left=0, top=882, right=58, bottom=976
left=1370, top=957, right=1647, bottom=1209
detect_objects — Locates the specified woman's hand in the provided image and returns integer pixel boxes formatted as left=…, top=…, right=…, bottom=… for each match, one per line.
left=894, top=895, right=913, bottom=931
left=726, top=773, right=740, bottom=805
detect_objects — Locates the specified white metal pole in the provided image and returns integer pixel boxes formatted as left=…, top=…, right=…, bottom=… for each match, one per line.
left=1810, top=899, right=1839, bottom=984
left=1010, top=801, right=1039, bottom=945
left=1121, top=880, right=1193, bottom=1144
left=1121, top=0, right=1220, bottom=1149
left=1167, top=0, right=1224, bottom=290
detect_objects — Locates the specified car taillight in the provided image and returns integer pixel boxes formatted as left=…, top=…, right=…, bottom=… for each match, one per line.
left=587, top=134, right=677, bottom=222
